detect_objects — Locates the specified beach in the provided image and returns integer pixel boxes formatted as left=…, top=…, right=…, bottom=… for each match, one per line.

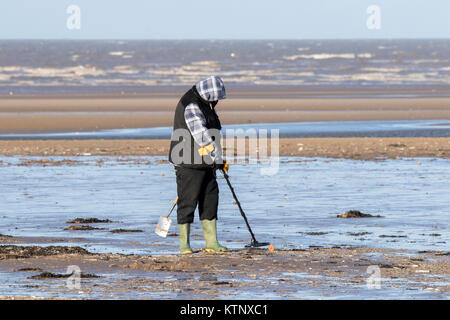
left=0, top=91, right=448, bottom=160
left=0, top=242, right=448, bottom=299
left=1, top=93, right=450, bottom=133
left=1, top=91, right=449, bottom=300
left=1, top=38, right=449, bottom=300
left=1, top=148, right=449, bottom=299
left=0, top=138, right=448, bottom=160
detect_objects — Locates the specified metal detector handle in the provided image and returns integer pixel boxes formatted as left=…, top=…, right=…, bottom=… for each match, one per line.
left=221, top=170, right=258, bottom=243
left=166, top=197, right=178, bottom=218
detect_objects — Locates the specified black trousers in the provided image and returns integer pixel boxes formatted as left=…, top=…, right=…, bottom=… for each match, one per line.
left=175, top=166, right=219, bottom=224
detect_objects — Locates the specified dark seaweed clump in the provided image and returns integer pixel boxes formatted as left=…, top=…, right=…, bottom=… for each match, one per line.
left=0, top=245, right=91, bottom=259
left=64, top=225, right=105, bottom=231
left=110, top=229, right=143, bottom=234
left=66, top=218, right=113, bottom=224
left=30, top=271, right=101, bottom=280
left=17, top=267, right=43, bottom=272
left=337, top=210, right=382, bottom=218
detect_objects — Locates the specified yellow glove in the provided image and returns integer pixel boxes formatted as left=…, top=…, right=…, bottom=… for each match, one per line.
left=198, top=143, right=215, bottom=156
left=223, top=160, right=230, bottom=173
left=216, top=160, right=229, bottom=173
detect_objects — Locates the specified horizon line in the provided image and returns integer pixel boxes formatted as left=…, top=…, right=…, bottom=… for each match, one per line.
left=1, top=37, right=450, bottom=41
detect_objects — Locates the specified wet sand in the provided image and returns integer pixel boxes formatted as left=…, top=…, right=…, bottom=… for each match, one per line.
left=0, top=94, right=450, bottom=133
left=0, top=137, right=448, bottom=160
left=0, top=93, right=448, bottom=160
left=1, top=92, right=448, bottom=299
left=0, top=154, right=448, bottom=299
left=0, top=238, right=448, bottom=299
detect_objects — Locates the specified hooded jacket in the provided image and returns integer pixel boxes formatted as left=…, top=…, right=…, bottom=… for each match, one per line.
left=168, top=76, right=226, bottom=169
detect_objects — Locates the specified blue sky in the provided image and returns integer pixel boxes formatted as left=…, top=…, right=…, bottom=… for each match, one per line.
left=0, top=0, right=449, bottom=39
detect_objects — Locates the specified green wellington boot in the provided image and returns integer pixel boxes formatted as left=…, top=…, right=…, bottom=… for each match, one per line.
left=178, top=223, right=193, bottom=255
left=201, top=219, right=228, bottom=253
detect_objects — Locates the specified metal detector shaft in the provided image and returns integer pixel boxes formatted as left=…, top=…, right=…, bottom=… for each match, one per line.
left=222, top=171, right=258, bottom=244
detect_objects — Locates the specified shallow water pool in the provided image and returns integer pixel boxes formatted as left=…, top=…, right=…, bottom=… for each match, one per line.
left=0, top=156, right=448, bottom=255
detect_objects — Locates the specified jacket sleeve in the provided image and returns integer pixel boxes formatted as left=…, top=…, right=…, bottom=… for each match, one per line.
left=184, top=103, right=217, bottom=152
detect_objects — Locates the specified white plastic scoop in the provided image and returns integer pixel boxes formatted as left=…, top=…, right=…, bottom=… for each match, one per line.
left=155, top=197, right=178, bottom=238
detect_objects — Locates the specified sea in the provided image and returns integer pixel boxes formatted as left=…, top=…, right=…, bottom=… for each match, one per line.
left=1, top=39, right=450, bottom=95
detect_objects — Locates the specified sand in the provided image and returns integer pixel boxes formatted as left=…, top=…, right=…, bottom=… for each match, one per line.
left=0, top=92, right=448, bottom=160
left=0, top=137, right=448, bottom=160
left=0, top=91, right=449, bottom=299
left=0, top=94, right=449, bottom=133
left=0, top=238, right=448, bottom=299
